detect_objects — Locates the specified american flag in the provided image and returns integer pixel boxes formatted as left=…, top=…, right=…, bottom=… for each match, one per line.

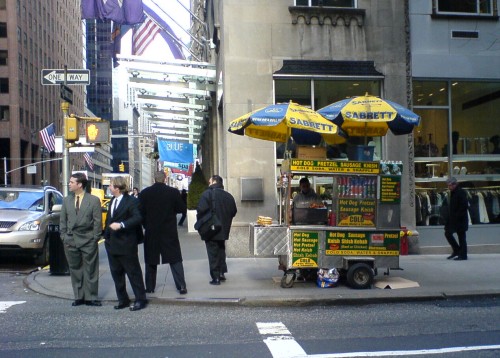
left=39, top=123, right=56, bottom=152
left=132, top=17, right=160, bottom=56
left=84, top=152, right=94, bottom=171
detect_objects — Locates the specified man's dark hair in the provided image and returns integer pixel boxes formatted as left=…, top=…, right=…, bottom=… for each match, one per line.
left=299, top=177, right=310, bottom=185
left=211, top=175, right=223, bottom=186
left=71, top=172, right=88, bottom=188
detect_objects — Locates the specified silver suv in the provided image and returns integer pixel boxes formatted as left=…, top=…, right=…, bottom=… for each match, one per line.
left=0, top=186, right=63, bottom=265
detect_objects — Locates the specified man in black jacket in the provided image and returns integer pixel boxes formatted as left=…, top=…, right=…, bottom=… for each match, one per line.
left=104, top=176, right=147, bottom=311
left=444, top=177, right=469, bottom=261
left=196, top=175, right=237, bottom=285
left=139, top=171, right=187, bottom=294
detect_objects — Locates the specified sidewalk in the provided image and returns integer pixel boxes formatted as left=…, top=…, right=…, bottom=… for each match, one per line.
left=25, top=225, right=500, bottom=306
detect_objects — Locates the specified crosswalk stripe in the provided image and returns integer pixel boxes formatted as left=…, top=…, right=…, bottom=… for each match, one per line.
left=0, top=301, right=26, bottom=313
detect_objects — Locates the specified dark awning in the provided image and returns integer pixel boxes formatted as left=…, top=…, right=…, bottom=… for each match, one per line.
left=274, top=60, right=383, bottom=78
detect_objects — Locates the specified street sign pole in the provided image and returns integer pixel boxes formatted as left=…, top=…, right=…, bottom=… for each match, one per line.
left=61, top=66, right=70, bottom=196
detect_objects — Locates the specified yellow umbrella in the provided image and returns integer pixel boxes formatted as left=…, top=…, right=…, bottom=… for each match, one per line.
left=228, top=101, right=346, bottom=145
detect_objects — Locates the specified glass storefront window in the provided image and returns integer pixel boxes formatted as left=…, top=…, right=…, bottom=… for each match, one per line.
left=413, top=79, right=500, bottom=227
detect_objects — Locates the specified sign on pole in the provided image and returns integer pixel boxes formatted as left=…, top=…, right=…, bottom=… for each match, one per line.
left=41, top=69, right=91, bottom=85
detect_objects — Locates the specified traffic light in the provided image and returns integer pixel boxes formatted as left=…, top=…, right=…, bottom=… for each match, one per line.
left=119, top=163, right=125, bottom=172
left=85, top=121, right=110, bottom=143
left=65, top=116, right=79, bottom=141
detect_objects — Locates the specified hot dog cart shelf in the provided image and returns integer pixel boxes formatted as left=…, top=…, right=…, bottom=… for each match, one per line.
left=250, top=158, right=404, bottom=289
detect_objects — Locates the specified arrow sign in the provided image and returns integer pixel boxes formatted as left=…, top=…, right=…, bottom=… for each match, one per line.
left=41, top=69, right=91, bottom=85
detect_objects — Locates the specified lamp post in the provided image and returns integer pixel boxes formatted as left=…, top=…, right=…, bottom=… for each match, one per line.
left=40, top=146, right=46, bottom=186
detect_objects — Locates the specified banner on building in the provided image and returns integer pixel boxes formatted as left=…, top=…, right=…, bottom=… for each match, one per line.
left=158, top=139, right=194, bottom=164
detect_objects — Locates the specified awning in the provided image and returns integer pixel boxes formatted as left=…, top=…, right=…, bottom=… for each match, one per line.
left=118, top=55, right=216, bottom=145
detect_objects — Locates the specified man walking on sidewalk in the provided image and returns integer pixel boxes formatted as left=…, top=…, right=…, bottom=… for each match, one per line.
left=139, top=171, right=188, bottom=294
left=443, top=177, right=469, bottom=261
left=197, top=175, right=237, bottom=285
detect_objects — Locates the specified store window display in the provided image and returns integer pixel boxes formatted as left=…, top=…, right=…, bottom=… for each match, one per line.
left=413, top=80, right=500, bottom=227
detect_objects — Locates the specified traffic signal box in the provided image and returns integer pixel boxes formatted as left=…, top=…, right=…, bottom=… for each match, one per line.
left=119, top=163, right=125, bottom=172
left=85, top=121, right=110, bottom=143
left=65, top=116, right=79, bottom=141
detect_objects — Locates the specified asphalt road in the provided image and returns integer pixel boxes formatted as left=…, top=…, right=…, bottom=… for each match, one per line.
left=1, top=272, right=499, bottom=358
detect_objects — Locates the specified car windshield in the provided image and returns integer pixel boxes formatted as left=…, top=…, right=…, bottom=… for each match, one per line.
left=0, top=191, right=45, bottom=211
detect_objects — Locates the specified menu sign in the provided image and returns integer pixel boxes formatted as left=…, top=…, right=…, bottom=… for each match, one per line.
left=291, top=231, right=319, bottom=267
left=380, top=176, right=401, bottom=204
left=337, top=198, right=376, bottom=227
left=325, top=230, right=400, bottom=256
left=286, top=159, right=380, bottom=175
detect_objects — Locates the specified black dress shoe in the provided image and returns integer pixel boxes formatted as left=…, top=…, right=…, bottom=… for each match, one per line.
left=454, top=257, right=467, bottom=261
left=209, top=279, right=221, bottom=285
left=71, top=299, right=85, bottom=306
left=145, top=289, right=155, bottom=293
left=179, top=288, right=187, bottom=294
left=85, top=300, right=102, bottom=306
left=447, top=253, right=458, bottom=260
left=114, top=301, right=131, bottom=310
left=219, top=274, right=226, bottom=281
left=130, top=301, right=147, bottom=311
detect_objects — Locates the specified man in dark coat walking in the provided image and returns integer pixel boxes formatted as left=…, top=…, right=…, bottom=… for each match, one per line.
left=196, top=175, right=237, bottom=285
left=443, top=177, right=469, bottom=261
left=139, top=171, right=187, bottom=294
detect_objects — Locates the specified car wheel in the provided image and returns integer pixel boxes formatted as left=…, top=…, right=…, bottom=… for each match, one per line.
left=34, top=236, right=50, bottom=266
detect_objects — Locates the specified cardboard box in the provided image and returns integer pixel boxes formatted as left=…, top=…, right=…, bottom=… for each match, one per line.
left=296, top=146, right=327, bottom=160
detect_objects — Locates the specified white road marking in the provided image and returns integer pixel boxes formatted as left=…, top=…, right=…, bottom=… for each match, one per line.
left=257, top=322, right=500, bottom=357
left=0, top=301, right=26, bottom=313
left=257, top=322, right=307, bottom=358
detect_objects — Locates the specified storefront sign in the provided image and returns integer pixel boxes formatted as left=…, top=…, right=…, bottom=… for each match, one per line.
left=380, top=176, right=401, bottom=204
left=325, top=230, right=400, bottom=256
left=285, top=159, right=380, bottom=174
left=337, top=198, right=376, bottom=227
left=291, top=231, right=319, bottom=267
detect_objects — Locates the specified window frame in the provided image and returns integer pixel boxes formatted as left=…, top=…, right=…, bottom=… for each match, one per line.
left=294, top=0, right=356, bottom=7
left=435, top=0, right=495, bottom=16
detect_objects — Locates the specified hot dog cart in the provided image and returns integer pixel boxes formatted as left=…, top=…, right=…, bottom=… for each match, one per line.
left=249, top=158, right=404, bottom=289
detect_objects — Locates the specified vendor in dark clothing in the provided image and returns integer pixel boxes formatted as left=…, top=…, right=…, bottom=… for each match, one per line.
left=293, top=178, right=320, bottom=208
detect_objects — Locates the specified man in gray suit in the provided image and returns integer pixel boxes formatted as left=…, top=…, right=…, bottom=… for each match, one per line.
left=59, top=172, right=102, bottom=307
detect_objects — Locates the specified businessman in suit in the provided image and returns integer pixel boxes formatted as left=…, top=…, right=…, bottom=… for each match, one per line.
left=59, top=172, right=102, bottom=307
left=104, top=176, right=147, bottom=311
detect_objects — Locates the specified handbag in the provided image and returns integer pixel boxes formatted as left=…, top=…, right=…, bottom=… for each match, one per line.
left=194, top=189, right=222, bottom=240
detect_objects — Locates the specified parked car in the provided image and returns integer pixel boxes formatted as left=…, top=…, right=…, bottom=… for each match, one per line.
left=0, top=186, right=63, bottom=265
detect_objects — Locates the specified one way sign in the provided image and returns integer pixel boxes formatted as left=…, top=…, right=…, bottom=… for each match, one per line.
left=41, top=69, right=91, bottom=85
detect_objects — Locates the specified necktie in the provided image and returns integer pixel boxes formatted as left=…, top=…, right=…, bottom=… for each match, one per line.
left=75, top=195, right=80, bottom=214
left=113, top=199, right=118, bottom=217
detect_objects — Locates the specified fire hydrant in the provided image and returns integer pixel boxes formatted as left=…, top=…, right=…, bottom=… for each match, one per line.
left=399, top=227, right=412, bottom=255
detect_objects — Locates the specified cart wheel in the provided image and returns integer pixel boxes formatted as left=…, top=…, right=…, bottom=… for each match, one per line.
left=280, top=272, right=296, bottom=288
left=346, top=263, right=374, bottom=289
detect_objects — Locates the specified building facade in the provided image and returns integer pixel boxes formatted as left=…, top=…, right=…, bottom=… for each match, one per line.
left=200, top=0, right=413, bottom=256
left=0, top=0, right=85, bottom=187
left=409, top=0, right=500, bottom=250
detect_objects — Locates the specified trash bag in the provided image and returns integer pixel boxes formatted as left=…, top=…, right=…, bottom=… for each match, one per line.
left=317, top=268, right=340, bottom=288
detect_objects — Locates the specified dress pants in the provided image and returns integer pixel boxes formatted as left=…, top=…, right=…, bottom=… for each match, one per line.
left=145, top=262, right=187, bottom=291
left=445, top=230, right=467, bottom=259
left=107, top=253, right=147, bottom=303
left=64, top=240, right=99, bottom=301
left=204, top=240, right=227, bottom=280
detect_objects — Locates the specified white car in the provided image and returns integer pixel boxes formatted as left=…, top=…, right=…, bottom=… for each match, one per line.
left=0, top=186, right=62, bottom=265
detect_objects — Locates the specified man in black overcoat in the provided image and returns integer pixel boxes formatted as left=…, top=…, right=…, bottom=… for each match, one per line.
left=104, top=176, right=147, bottom=311
left=196, top=175, right=237, bottom=285
left=139, top=171, right=187, bottom=294
left=443, top=177, right=469, bottom=261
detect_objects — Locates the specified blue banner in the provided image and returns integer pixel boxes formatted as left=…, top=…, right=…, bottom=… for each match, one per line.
left=158, top=140, right=194, bottom=164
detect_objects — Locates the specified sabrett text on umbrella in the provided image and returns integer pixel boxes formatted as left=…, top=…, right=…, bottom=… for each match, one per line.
left=289, top=117, right=334, bottom=131
left=344, top=111, right=394, bottom=120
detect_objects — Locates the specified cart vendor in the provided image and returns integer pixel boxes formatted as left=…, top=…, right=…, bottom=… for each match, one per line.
left=293, top=177, right=321, bottom=208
